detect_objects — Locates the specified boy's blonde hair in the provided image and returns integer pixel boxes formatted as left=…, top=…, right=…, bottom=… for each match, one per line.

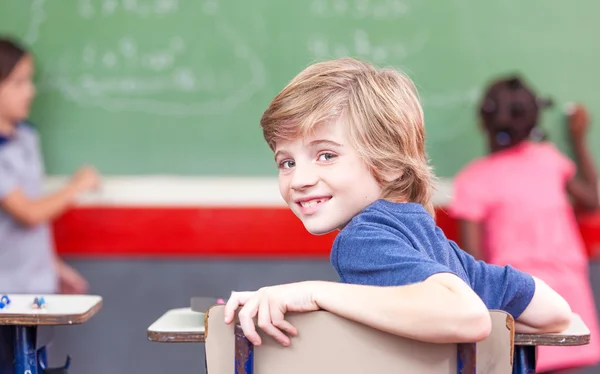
left=260, top=57, right=435, bottom=216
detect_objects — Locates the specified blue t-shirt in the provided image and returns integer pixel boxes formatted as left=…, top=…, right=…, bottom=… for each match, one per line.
left=330, top=199, right=535, bottom=318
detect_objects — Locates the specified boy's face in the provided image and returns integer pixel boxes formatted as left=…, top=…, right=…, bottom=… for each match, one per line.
left=274, top=119, right=382, bottom=235
left=0, top=55, right=36, bottom=125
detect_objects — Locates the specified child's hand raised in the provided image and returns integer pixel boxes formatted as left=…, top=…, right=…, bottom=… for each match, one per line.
left=567, top=103, right=590, bottom=142
left=223, top=281, right=321, bottom=347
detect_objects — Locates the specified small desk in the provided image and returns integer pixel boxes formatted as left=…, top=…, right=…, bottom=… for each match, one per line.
left=0, top=294, right=102, bottom=374
left=513, top=314, right=590, bottom=373
left=147, top=308, right=206, bottom=343
left=147, top=308, right=590, bottom=374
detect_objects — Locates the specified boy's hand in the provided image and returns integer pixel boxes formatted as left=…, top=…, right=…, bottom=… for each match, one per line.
left=224, top=281, right=321, bottom=347
left=56, top=259, right=89, bottom=294
left=70, top=166, right=100, bottom=193
left=567, top=103, right=590, bottom=142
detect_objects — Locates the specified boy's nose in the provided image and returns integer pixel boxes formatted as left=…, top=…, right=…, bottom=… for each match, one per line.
left=290, top=164, right=319, bottom=190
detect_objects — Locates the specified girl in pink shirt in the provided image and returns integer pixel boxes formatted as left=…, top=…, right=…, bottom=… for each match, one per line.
left=450, top=76, right=600, bottom=373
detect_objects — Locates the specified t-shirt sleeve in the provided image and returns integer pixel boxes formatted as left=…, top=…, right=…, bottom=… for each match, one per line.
left=331, top=223, right=457, bottom=286
left=449, top=165, right=494, bottom=221
left=452, top=242, right=535, bottom=318
left=544, top=143, right=576, bottom=183
left=0, top=153, right=18, bottom=199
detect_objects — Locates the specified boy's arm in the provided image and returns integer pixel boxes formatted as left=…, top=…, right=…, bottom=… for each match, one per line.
left=455, top=247, right=571, bottom=334
left=566, top=104, right=599, bottom=210
left=315, top=273, right=492, bottom=343
left=224, top=275, right=492, bottom=347
left=458, top=219, right=485, bottom=260
left=512, top=276, right=572, bottom=333
left=0, top=166, right=99, bottom=227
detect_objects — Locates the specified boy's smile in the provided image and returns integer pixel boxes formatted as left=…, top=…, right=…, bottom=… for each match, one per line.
left=274, top=118, right=382, bottom=235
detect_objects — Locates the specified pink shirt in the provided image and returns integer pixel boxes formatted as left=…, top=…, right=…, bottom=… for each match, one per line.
left=450, top=141, right=600, bottom=371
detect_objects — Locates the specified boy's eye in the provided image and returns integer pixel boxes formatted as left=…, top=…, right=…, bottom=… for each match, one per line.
left=318, top=152, right=336, bottom=161
left=279, top=160, right=295, bottom=169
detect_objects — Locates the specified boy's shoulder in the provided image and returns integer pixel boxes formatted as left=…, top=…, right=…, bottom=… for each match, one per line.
left=341, top=200, right=429, bottom=234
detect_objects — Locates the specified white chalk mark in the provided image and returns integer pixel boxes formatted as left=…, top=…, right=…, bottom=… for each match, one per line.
left=310, top=0, right=327, bottom=16
left=25, top=0, right=47, bottom=45
left=354, top=29, right=370, bottom=56
left=202, top=0, right=218, bottom=15
left=354, top=0, right=370, bottom=18
left=172, top=68, right=196, bottom=91
left=155, top=0, right=179, bottom=14
left=142, top=53, right=174, bottom=71
left=372, top=47, right=387, bottom=62
left=102, top=0, right=119, bottom=15
left=102, top=52, right=118, bottom=68
left=122, top=0, right=137, bottom=12
left=119, top=37, right=137, bottom=58
left=333, top=0, right=347, bottom=15
left=310, top=0, right=411, bottom=19
left=421, top=87, right=481, bottom=108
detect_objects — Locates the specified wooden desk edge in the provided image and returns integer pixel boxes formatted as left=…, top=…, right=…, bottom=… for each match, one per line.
left=147, top=307, right=206, bottom=343
left=514, top=332, right=590, bottom=346
left=0, top=299, right=103, bottom=326
left=147, top=329, right=205, bottom=343
left=514, top=314, right=590, bottom=346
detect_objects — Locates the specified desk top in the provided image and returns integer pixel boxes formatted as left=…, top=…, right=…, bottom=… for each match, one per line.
left=514, top=314, right=590, bottom=346
left=147, top=308, right=206, bottom=343
left=0, top=294, right=102, bottom=326
left=147, top=307, right=590, bottom=347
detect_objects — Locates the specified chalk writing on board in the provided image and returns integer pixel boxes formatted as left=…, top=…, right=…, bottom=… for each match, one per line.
left=308, top=29, right=428, bottom=63
left=78, top=0, right=179, bottom=18
left=310, top=0, right=410, bottom=19
left=27, top=0, right=266, bottom=116
left=421, top=87, right=481, bottom=108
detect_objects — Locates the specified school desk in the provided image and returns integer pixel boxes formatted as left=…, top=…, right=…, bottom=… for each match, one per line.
left=0, top=294, right=102, bottom=374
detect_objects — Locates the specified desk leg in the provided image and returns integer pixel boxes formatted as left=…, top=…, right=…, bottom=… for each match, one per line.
left=36, top=347, right=47, bottom=374
left=513, top=345, right=536, bottom=374
left=13, top=326, right=37, bottom=374
left=234, top=324, right=253, bottom=374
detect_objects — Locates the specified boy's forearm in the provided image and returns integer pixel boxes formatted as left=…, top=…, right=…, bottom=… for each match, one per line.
left=312, top=277, right=491, bottom=344
left=515, top=277, right=571, bottom=334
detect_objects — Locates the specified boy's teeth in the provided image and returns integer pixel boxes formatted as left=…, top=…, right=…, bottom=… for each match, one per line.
left=301, top=199, right=322, bottom=207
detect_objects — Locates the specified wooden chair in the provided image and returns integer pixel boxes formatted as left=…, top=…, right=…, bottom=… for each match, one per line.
left=204, top=305, right=514, bottom=374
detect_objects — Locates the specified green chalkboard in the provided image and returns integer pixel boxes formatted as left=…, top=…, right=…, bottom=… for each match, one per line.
left=1, top=0, right=599, bottom=177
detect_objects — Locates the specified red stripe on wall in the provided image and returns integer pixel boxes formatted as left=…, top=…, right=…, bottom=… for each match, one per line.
left=53, top=206, right=599, bottom=258
left=52, top=207, right=339, bottom=257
